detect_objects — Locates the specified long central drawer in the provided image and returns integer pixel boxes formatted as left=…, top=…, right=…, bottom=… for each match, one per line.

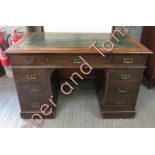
left=10, top=54, right=109, bottom=68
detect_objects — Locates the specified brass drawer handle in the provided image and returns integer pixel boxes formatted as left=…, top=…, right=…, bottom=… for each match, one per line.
left=24, top=58, right=35, bottom=64
left=31, top=102, right=40, bottom=108
left=29, top=88, right=39, bottom=93
left=120, top=74, right=131, bottom=80
left=118, top=88, right=128, bottom=93
left=73, top=58, right=83, bottom=64
left=116, top=101, right=126, bottom=106
left=26, top=74, right=37, bottom=80
left=123, top=57, right=133, bottom=64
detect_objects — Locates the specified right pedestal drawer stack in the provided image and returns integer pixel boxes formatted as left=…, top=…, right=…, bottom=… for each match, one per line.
left=101, top=54, right=146, bottom=118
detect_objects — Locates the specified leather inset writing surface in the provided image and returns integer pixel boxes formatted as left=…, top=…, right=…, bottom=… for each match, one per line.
left=19, top=33, right=138, bottom=48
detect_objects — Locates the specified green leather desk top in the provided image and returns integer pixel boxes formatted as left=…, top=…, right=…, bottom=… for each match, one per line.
left=19, top=33, right=138, bottom=48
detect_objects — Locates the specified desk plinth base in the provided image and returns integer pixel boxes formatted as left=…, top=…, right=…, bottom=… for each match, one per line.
left=101, top=111, right=136, bottom=119
left=20, top=111, right=55, bottom=119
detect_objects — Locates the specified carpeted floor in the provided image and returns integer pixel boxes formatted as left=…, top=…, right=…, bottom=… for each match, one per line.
left=0, top=76, right=155, bottom=128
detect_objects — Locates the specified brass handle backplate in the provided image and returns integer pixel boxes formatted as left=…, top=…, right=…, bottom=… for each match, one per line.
left=123, top=57, right=133, bottom=64
left=120, top=74, right=131, bottom=80
left=29, top=88, right=39, bottom=93
left=118, top=88, right=128, bottom=93
left=116, top=101, right=126, bottom=106
left=26, top=74, right=37, bottom=80
left=24, top=58, right=35, bottom=64
left=73, top=58, right=83, bottom=64
left=31, top=102, right=40, bottom=108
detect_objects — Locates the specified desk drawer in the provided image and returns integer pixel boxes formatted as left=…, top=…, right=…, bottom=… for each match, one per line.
left=46, top=54, right=109, bottom=68
left=20, top=99, right=51, bottom=112
left=10, top=55, right=46, bottom=66
left=109, top=69, right=143, bottom=82
left=108, top=83, right=140, bottom=98
left=10, top=54, right=109, bottom=67
left=17, top=83, right=51, bottom=100
left=13, top=68, right=48, bottom=83
left=111, top=54, right=145, bottom=65
left=103, top=97, right=136, bottom=111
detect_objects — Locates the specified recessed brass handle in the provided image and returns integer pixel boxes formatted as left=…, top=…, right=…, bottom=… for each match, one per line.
left=118, top=88, right=128, bottom=93
left=120, top=74, right=131, bottom=80
left=116, top=101, right=126, bottom=106
left=123, top=57, right=133, bottom=64
left=24, top=58, right=35, bottom=64
left=73, top=58, right=83, bottom=64
left=29, top=88, right=39, bottom=93
left=31, top=102, right=40, bottom=108
left=26, top=74, right=37, bottom=80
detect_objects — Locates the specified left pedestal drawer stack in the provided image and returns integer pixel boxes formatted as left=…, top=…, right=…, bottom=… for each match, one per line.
left=12, top=68, right=55, bottom=119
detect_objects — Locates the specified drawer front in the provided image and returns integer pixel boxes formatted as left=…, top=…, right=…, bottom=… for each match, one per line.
left=109, top=69, right=143, bottom=82
left=103, top=97, right=136, bottom=111
left=13, top=68, right=48, bottom=83
left=46, top=54, right=109, bottom=68
left=17, top=83, right=51, bottom=100
left=19, top=99, right=51, bottom=112
left=108, top=83, right=140, bottom=98
left=10, top=55, right=46, bottom=66
left=111, top=54, right=145, bottom=65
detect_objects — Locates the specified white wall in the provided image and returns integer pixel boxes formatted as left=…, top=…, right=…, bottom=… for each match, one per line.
left=0, top=26, right=27, bottom=34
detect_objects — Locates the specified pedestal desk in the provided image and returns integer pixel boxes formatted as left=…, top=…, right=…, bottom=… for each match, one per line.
left=6, top=33, right=152, bottom=119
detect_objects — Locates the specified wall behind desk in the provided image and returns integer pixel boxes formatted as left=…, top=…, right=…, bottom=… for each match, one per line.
left=115, top=26, right=143, bottom=41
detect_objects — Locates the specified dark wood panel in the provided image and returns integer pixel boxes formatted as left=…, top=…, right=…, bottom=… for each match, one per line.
left=153, top=69, right=155, bottom=78
left=58, top=69, right=97, bottom=79
left=101, top=111, right=136, bottom=119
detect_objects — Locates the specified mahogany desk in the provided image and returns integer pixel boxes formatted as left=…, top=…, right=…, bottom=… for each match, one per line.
left=6, top=33, right=152, bottom=119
